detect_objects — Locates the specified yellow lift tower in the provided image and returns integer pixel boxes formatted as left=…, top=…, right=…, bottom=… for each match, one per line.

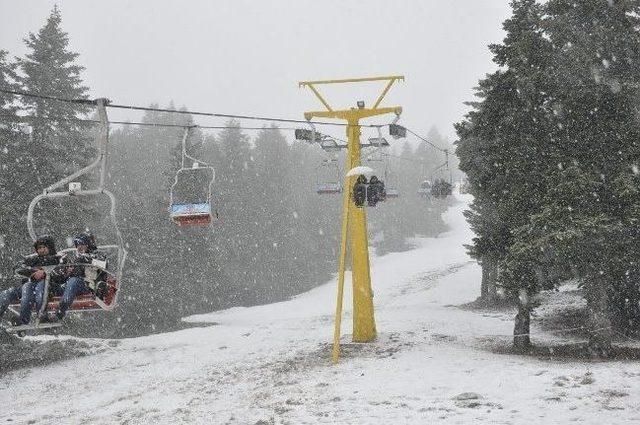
left=299, top=75, right=404, bottom=363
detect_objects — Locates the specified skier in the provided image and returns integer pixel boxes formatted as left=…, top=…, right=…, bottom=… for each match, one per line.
left=4, top=235, right=64, bottom=325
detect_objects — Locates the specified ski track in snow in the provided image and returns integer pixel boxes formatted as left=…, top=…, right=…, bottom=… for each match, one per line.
left=2, top=193, right=640, bottom=424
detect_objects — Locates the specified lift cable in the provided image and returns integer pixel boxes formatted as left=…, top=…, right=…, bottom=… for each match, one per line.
left=0, top=87, right=385, bottom=129
left=2, top=88, right=450, bottom=155
left=403, top=127, right=448, bottom=153
left=0, top=114, right=301, bottom=131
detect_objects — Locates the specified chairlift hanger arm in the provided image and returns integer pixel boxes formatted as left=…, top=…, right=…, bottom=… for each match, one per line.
left=41, top=98, right=110, bottom=195
left=300, top=75, right=404, bottom=118
left=373, top=78, right=398, bottom=110
left=304, top=106, right=403, bottom=122
left=304, top=84, right=333, bottom=113
left=299, top=75, right=404, bottom=86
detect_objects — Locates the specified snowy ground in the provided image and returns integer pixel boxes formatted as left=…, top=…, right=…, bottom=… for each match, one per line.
left=2, top=194, right=640, bottom=424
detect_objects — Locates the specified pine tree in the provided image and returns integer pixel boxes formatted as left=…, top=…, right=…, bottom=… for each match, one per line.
left=252, top=126, right=296, bottom=298
left=19, top=5, right=91, bottom=172
left=461, top=0, right=640, bottom=355
left=13, top=6, right=96, bottom=245
left=0, top=50, right=31, bottom=280
left=504, top=0, right=640, bottom=355
left=212, top=121, right=262, bottom=302
left=456, top=0, right=554, bottom=350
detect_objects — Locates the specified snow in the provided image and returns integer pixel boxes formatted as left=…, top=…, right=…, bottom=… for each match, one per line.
left=346, top=165, right=375, bottom=177
left=2, top=194, right=640, bottom=424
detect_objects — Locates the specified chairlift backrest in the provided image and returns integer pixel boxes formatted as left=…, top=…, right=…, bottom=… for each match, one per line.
left=389, top=124, right=406, bottom=139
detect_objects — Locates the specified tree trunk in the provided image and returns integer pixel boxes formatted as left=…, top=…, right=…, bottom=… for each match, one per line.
left=480, top=260, right=489, bottom=300
left=487, top=261, right=499, bottom=301
left=480, top=257, right=498, bottom=302
left=585, top=280, right=612, bottom=358
left=513, top=289, right=531, bottom=352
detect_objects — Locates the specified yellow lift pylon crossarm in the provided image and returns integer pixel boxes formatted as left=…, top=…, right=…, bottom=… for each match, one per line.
left=299, top=75, right=404, bottom=363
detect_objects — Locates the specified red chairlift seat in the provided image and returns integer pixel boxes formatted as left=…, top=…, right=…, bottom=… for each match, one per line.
left=172, top=212, right=213, bottom=227
left=8, top=275, right=118, bottom=314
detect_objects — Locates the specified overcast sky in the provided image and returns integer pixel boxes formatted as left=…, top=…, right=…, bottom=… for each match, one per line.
left=0, top=1, right=511, bottom=142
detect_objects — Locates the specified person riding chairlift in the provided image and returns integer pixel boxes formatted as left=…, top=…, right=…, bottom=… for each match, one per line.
left=431, top=178, right=453, bottom=198
left=367, top=175, right=386, bottom=206
left=352, top=175, right=368, bottom=207
left=0, top=235, right=64, bottom=325
left=54, top=233, right=108, bottom=321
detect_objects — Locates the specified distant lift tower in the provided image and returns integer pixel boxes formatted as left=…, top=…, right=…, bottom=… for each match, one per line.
left=299, top=75, right=403, bottom=362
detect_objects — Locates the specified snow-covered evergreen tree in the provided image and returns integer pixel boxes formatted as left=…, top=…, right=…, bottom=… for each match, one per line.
left=456, top=0, right=555, bottom=350
left=0, top=50, right=31, bottom=280
left=18, top=5, right=92, bottom=172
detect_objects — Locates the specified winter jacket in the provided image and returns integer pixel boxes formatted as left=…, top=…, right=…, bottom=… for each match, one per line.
left=13, top=253, right=66, bottom=285
left=60, top=250, right=108, bottom=279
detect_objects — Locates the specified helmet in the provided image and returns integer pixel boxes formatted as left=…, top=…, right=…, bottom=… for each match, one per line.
left=74, top=232, right=97, bottom=251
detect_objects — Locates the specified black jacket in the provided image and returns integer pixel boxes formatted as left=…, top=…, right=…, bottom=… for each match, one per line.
left=60, top=250, right=108, bottom=279
left=14, top=253, right=66, bottom=285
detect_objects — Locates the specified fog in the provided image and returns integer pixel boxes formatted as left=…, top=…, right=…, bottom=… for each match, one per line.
left=0, top=0, right=510, bottom=139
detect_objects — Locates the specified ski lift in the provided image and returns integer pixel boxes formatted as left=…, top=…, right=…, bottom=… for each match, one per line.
left=385, top=170, right=399, bottom=199
left=169, top=126, right=217, bottom=226
left=364, top=127, right=399, bottom=201
left=360, top=158, right=391, bottom=203
left=417, top=179, right=432, bottom=198
left=296, top=119, right=320, bottom=144
left=346, top=166, right=384, bottom=208
left=431, top=150, right=453, bottom=198
left=319, top=138, right=343, bottom=152
left=366, top=137, right=390, bottom=147
left=315, top=157, right=342, bottom=195
left=295, top=128, right=317, bottom=142
left=5, top=98, right=127, bottom=333
left=431, top=178, right=453, bottom=198
left=389, top=123, right=406, bottom=139
left=381, top=146, right=398, bottom=200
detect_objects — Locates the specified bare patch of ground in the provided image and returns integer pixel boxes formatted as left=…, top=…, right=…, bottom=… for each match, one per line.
left=0, top=329, right=118, bottom=374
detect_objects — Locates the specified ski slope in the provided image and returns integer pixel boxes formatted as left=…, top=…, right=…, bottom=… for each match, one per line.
left=2, top=194, right=640, bottom=424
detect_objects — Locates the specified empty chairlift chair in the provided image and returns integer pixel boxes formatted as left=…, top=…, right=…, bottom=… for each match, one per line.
left=169, top=127, right=217, bottom=226
left=315, top=158, right=342, bottom=195
left=383, top=164, right=399, bottom=200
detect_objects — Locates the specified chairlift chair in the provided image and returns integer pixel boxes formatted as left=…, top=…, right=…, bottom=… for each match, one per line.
left=389, top=123, right=406, bottom=139
left=382, top=155, right=399, bottom=200
left=386, top=187, right=399, bottom=199
left=430, top=154, right=453, bottom=199
left=315, top=158, right=342, bottom=195
left=417, top=180, right=432, bottom=198
left=169, top=127, right=217, bottom=226
left=5, top=99, right=127, bottom=333
left=364, top=130, right=398, bottom=201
